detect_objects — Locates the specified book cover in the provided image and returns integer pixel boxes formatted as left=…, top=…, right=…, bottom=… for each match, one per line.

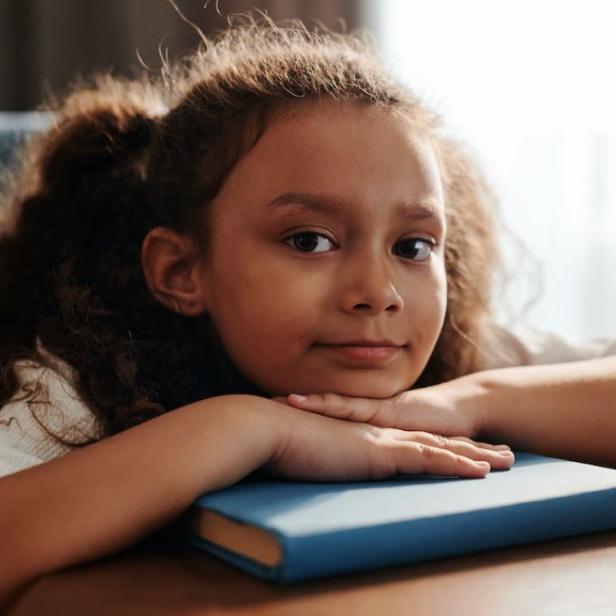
left=178, top=451, right=616, bottom=583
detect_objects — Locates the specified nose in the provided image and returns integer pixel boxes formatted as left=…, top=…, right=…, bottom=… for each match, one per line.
left=338, top=253, right=404, bottom=316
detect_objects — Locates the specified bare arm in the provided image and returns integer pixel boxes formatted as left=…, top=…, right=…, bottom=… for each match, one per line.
left=0, top=394, right=279, bottom=610
left=0, top=390, right=514, bottom=610
left=475, top=356, right=616, bottom=466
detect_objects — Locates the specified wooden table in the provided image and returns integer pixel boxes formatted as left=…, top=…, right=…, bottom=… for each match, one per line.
left=8, top=530, right=616, bottom=615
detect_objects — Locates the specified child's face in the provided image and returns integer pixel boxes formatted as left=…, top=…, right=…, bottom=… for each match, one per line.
left=199, top=102, right=447, bottom=397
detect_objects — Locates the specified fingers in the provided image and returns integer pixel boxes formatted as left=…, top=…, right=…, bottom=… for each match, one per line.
left=282, top=392, right=451, bottom=435
left=276, top=393, right=515, bottom=479
left=284, top=392, right=387, bottom=424
left=447, top=436, right=513, bottom=452
left=390, top=441, right=492, bottom=478
left=279, top=393, right=514, bottom=461
left=406, top=432, right=515, bottom=470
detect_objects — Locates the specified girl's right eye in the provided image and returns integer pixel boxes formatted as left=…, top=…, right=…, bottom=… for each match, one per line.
left=285, top=232, right=335, bottom=254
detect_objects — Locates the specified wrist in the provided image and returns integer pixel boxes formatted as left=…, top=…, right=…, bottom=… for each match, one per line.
left=458, top=369, right=508, bottom=442
left=192, top=394, right=286, bottom=485
left=442, top=370, right=495, bottom=440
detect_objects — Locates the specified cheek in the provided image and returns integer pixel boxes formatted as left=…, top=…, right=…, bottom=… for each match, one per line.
left=409, top=265, right=448, bottom=348
left=432, top=269, right=448, bottom=328
left=205, top=251, right=322, bottom=359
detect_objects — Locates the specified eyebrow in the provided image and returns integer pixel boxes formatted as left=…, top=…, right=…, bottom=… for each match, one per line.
left=264, top=192, right=442, bottom=222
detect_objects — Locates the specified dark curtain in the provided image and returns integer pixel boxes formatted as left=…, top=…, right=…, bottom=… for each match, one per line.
left=0, top=0, right=363, bottom=110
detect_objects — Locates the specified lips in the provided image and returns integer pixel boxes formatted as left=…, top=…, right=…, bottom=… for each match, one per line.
left=320, top=339, right=404, bottom=347
left=316, top=340, right=406, bottom=364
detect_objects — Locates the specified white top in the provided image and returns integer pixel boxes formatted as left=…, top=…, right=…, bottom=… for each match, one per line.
left=1, top=327, right=616, bottom=479
left=0, top=349, right=103, bottom=479
left=477, top=324, right=616, bottom=370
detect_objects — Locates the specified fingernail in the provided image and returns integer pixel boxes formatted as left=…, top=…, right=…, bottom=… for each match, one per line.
left=290, top=394, right=308, bottom=403
left=497, top=450, right=514, bottom=456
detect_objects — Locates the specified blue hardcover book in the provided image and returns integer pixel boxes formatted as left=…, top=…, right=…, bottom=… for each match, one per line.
left=178, top=452, right=616, bottom=583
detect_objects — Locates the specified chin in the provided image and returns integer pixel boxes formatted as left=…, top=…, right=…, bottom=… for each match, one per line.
left=327, top=379, right=413, bottom=399
left=270, top=371, right=419, bottom=399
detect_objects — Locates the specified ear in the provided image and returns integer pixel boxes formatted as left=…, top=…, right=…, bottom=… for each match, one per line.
left=141, top=227, right=209, bottom=316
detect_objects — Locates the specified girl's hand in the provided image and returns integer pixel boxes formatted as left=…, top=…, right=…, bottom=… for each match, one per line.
left=271, top=376, right=512, bottom=453
left=264, top=393, right=513, bottom=481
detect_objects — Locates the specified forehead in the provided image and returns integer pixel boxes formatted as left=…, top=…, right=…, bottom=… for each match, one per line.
left=212, top=101, right=444, bottom=217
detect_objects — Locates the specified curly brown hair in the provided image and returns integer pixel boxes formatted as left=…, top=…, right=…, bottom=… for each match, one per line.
left=0, top=19, right=499, bottom=447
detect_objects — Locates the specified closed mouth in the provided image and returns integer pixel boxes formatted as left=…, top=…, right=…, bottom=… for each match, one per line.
left=317, top=340, right=407, bottom=348
left=314, top=342, right=406, bottom=364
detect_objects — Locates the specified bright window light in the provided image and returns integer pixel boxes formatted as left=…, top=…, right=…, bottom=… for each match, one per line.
left=371, top=0, right=616, bottom=341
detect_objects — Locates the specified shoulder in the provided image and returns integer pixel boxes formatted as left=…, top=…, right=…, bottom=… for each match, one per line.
left=478, top=322, right=616, bottom=370
left=0, top=348, right=104, bottom=478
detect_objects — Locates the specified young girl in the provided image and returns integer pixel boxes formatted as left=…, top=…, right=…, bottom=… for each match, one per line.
left=0, top=19, right=614, bottom=606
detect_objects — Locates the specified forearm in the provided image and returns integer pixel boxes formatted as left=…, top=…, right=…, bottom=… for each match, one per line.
left=0, top=394, right=278, bottom=605
left=472, top=356, right=616, bottom=466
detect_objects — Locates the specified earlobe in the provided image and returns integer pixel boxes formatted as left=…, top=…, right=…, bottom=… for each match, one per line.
left=141, top=227, right=209, bottom=316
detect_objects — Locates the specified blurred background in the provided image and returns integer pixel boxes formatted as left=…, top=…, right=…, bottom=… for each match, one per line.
left=1, top=0, right=614, bottom=342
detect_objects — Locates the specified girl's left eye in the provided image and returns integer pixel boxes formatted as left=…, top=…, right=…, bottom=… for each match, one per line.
left=285, top=232, right=335, bottom=253
left=393, top=238, right=435, bottom=261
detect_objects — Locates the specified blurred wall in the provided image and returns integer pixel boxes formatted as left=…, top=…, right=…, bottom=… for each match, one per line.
left=0, top=0, right=362, bottom=110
